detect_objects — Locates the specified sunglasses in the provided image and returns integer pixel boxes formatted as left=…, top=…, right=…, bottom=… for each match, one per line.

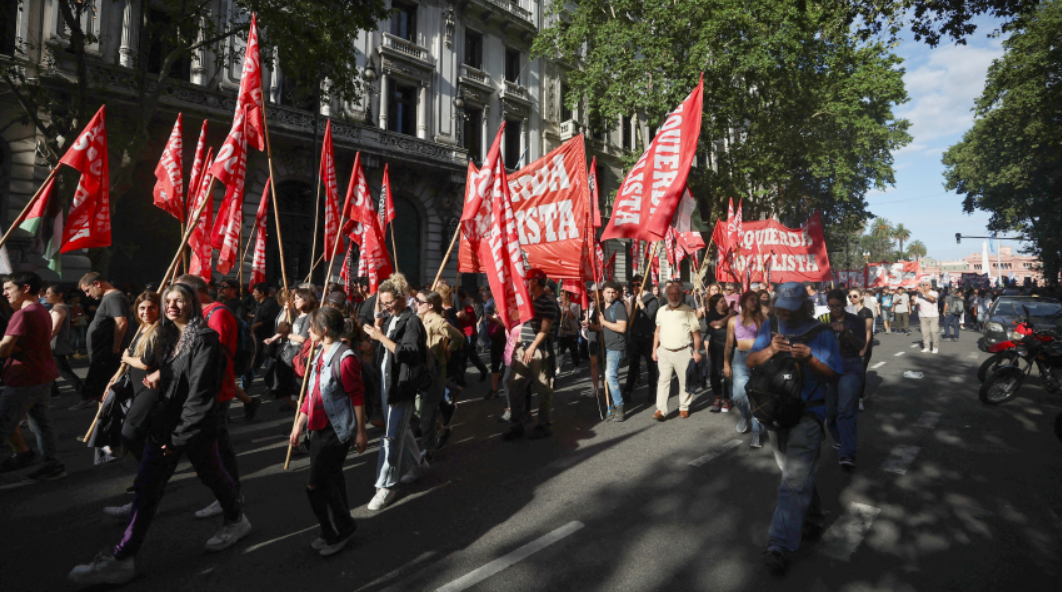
left=416, top=299, right=429, bottom=305
left=849, top=295, right=859, bottom=300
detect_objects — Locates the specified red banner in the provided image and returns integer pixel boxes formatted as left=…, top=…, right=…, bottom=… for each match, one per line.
left=379, top=163, right=395, bottom=228
left=60, top=106, right=111, bottom=253
left=320, top=121, right=340, bottom=261
left=460, top=123, right=533, bottom=330
left=713, top=212, right=832, bottom=284
left=341, top=152, right=371, bottom=238
left=867, top=261, right=921, bottom=288
left=251, top=179, right=270, bottom=286
left=459, top=135, right=590, bottom=280
left=188, top=148, right=216, bottom=280
left=153, top=114, right=184, bottom=221
left=601, top=76, right=703, bottom=241
left=237, top=14, right=266, bottom=152
left=187, top=119, right=209, bottom=211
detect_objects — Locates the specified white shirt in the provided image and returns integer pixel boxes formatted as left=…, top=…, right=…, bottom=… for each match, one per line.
left=914, top=290, right=939, bottom=318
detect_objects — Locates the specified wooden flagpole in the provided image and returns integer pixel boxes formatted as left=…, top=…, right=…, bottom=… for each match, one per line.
left=622, top=241, right=662, bottom=340
left=261, top=116, right=292, bottom=324
left=432, top=224, right=461, bottom=290
left=389, top=223, right=400, bottom=273
left=0, top=166, right=61, bottom=250
left=284, top=344, right=320, bottom=470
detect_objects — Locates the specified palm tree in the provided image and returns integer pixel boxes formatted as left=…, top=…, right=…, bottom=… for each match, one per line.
left=870, top=217, right=893, bottom=260
left=892, top=223, right=911, bottom=256
left=908, top=240, right=927, bottom=261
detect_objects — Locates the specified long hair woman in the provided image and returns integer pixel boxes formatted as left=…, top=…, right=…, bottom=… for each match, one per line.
left=723, top=291, right=766, bottom=448
left=705, top=293, right=735, bottom=412
left=819, top=289, right=868, bottom=470
left=414, top=290, right=464, bottom=459
left=847, top=287, right=874, bottom=407
left=69, top=283, right=250, bottom=585
left=265, top=287, right=318, bottom=411
left=289, top=307, right=368, bottom=557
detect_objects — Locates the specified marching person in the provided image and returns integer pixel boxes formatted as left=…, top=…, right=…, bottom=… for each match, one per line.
left=69, top=283, right=251, bottom=585
left=362, top=273, right=428, bottom=511
left=651, top=283, right=703, bottom=420
left=0, top=272, right=64, bottom=480
left=914, top=282, right=940, bottom=353
left=72, top=272, right=131, bottom=411
left=892, top=286, right=911, bottom=335
left=723, top=291, right=765, bottom=448
left=265, top=288, right=317, bottom=412
left=747, top=282, right=841, bottom=576
left=289, top=307, right=368, bottom=556
left=45, top=285, right=82, bottom=399
left=415, top=290, right=464, bottom=458
left=587, top=282, right=628, bottom=421
left=556, top=289, right=582, bottom=376
left=705, top=293, right=735, bottom=412
left=622, top=275, right=659, bottom=403
left=819, top=289, right=867, bottom=470
left=504, top=268, right=559, bottom=440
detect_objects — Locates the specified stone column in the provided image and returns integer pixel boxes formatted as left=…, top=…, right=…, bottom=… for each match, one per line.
left=118, top=0, right=135, bottom=68
left=521, top=118, right=528, bottom=164
left=417, top=81, right=429, bottom=139
left=320, top=78, right=332, bottom=117
left=379, top=73, right=390, bottom=130
left=268, top=48, right=280, bottom=103
left=481, top=106, right=490, bottom=162
left=629, top=115, right=637, bottom=150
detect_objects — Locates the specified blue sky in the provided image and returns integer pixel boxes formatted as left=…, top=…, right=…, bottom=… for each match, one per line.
left=865, top=16, right=1017, bottom=263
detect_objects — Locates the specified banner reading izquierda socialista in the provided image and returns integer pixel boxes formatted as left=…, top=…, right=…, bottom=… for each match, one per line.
left=712, top=212, right=833, bottom=284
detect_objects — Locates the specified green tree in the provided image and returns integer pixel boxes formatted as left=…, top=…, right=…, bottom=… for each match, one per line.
left=907, top=239, right=927, bottom=261
left=534, top=0, right=911, bottom=246
left=892, top=222, right=911, bottom=256
left=840, top=0, right=1042, bottom=46
left=2, top=0, right=389, bottom=270
left=942, top=0, right=1062, bottom=285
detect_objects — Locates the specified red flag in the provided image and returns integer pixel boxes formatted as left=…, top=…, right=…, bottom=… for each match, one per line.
left=379, top=164, right=395, bottom=228
left=209, top=109, right=248, bottom=275
left=153, top=114, right=184, bottom=221
left=650, top=255, right=660, bottom=286
left=460, top=123, right=533, bottom=330
left=601, top=75, right=703, bottom=241
left=188, top=148, right=216, bottom=280
left=604, top=251, right=616, bottom=281
left=251, top=179, right=270, bottom=286
left=356, top=212, right=393, bottom=293
left=588, top=157, right=601, bottom=229
left=340, top=152, right=372, bottom=238
left=320, top=121, right=340, bottom=260
left=340, top=241, right=355, bottom=296
left=594, top=242, right=606, bottom=283
left=187, top=120, right=209, bottom=209
left=236, top=14, right=266, bottom=152
left=60, top=106, right=111, bottom=253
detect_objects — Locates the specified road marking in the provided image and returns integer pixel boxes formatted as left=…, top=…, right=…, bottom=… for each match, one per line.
left=435, top=522, right=585, bottom=592
left=242, top=523, right=318, bottom=554
left=689, top=439, right=743, bottom=467
left=251, top=434, right=286, bottom=443
left=871, top=362, right=887, bottom=369
left=910, top=344, right=919, bottom=348
left=969, top=353, right=979, bottom=359
left=949, top=375, right=964, bottom=383
left=819, top=502, right=882, bottom=561
left=913, top=411, right=942, bottom=429
left=894, top=352, right=905, bottom=357
left=881, top=445, right=921, bottom=475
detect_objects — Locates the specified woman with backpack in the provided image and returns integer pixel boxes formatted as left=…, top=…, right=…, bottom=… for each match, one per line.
left=288, top=307, right=368, bottom=557
left=723, top=291, right=765, bottom=449
left=264, top=288, right=317, bottom=412
left=820, top=289, right=868, bottom=471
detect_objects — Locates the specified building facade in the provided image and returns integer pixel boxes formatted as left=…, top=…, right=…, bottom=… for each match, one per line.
left=1, top=0, right=644, bottom=290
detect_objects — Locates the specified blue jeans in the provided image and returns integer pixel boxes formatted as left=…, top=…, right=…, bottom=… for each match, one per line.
left=942, top=314, right=960, bottom=339
left=767, top=415, right=824, bottom=555
left=605, top=349, right=623, bottom=407
left=374, top=399, right=421, bottom=489
left=730, top=350, right=761, bottom=435
left=826, top=357, right=864, bottom=460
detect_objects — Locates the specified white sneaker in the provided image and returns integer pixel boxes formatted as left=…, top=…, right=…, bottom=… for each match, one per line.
left=103, top=502, right=132, bottom=518
left=68, top=553, right=135, bottom=585
left=932, top=348, right=939, bottom=354
left=195, top=499, right=223, bottom=519
left=367, top=487, right=396, bottom=511
left=921, top=348, right=930, bottom=353
left=204, top=514, right=253, bottom=552
left=399, top=459, right=429, bottom=485
left=311, top=537, right=329, bottom=550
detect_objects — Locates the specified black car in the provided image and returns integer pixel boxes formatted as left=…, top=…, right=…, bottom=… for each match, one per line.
left=981, top=296, right=1062, bottom=350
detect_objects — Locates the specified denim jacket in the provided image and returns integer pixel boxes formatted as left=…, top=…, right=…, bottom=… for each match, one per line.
left=310, top=343, right=359, bottom=443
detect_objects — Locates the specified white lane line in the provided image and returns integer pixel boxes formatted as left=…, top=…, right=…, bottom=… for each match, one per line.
left=913, top=411, right=942, bottom=429
left=819, top=502, right=882, bottom=561
left=242, top=523, right=318, bottom=554
left=689, top=439, right=743, bottom=467
left=871, top=362, right=887, bottom=369
left=894, top=351, right=905, bottom=357
left=969, top=353, right=980, bottom=359
left=910, top=344, right=919, bottom=348
left=881, top=445, right=921, bottom=475
left=435, top=522, right=585, bottom=592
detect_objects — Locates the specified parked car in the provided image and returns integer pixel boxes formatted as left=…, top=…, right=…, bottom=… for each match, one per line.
left=982, top=296, right=1062, bottom=350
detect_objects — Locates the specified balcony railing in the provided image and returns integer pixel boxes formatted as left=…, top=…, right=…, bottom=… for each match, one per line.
left=560, top=120, right=578, bottom=141
left=503, top=80, right=529, bottom=101
left=471, top=0, right=536, bottom=29
left=380, top=32, right=432, bottom=65
left=461, top=64, right=490, bottom=86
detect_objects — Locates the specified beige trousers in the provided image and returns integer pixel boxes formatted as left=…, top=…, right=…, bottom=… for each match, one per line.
left=656, top=346, right=692, bottom=413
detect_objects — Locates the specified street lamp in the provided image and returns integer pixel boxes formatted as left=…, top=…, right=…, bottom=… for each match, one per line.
left=863, top=251, right=870, bottom=267
left=362, top=57, right=378, bottom=124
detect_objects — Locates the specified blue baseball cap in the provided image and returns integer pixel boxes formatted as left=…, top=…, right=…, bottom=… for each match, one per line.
left=774, top=282, right=808, bottom=311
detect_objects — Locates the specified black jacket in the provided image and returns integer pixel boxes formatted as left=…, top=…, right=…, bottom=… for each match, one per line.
left=630, top=293, right=659, bottom=337
left=152, top=325, right=225, bottom=447
left=377, top=307, right=427, bottom=405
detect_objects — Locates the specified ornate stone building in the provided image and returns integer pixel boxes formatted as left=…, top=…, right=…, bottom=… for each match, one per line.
left=3, top=0, right=640, bottom=289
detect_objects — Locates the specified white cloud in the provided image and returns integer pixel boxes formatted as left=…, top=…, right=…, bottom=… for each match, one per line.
left=895, top=39, right=1005, bottom=149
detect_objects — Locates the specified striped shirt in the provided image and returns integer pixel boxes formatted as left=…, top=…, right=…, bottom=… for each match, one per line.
left=520, top=293, right=560, bottom=346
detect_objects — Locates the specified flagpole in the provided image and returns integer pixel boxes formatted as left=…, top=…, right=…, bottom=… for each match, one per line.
left=623, top=241, right=661, bottom=340
left=432, top=224, right=461, bottom=290
left=261, top=115, right=292, bottom=323
left=389, top=223, right=400, bottom=273
left=585, top=216, right=610, bottom=419
left=0, top=166, right=61, bottom=251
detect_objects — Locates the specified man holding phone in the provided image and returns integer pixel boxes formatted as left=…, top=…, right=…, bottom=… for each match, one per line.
left=914, top=282, right=940, bottom=353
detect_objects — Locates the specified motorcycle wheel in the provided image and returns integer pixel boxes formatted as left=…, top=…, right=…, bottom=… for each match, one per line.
left=978, top=351, right=1019, bottom=383
left=979, top=366, right=1025, bottom=405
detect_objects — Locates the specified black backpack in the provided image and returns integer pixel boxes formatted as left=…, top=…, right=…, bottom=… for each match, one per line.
left=206, top=305, right=256, bottom=377
left=745, top=318, right=830, bottom=430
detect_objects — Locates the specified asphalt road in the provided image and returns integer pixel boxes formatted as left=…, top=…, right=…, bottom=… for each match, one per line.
left=3, top=324, right=1061, bottom=592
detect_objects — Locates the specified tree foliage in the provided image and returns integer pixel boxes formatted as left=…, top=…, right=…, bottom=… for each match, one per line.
left=942, top=0, right=1062, bottom=284
left=840, top=0, right=1042, bottom=46
left=534, top=0, right=912, bottom=256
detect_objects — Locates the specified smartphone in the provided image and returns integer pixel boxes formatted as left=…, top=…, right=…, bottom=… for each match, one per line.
left=374, top=311, right=388, bottom=319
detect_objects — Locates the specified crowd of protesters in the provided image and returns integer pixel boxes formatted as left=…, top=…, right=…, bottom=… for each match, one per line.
left=0, top=264, right=1055, bottom=583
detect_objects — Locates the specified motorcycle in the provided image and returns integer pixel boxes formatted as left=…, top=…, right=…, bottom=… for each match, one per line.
left=977, top=321, right=1039, bottom=383
left=979, top=307, right=1062, bottom=405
